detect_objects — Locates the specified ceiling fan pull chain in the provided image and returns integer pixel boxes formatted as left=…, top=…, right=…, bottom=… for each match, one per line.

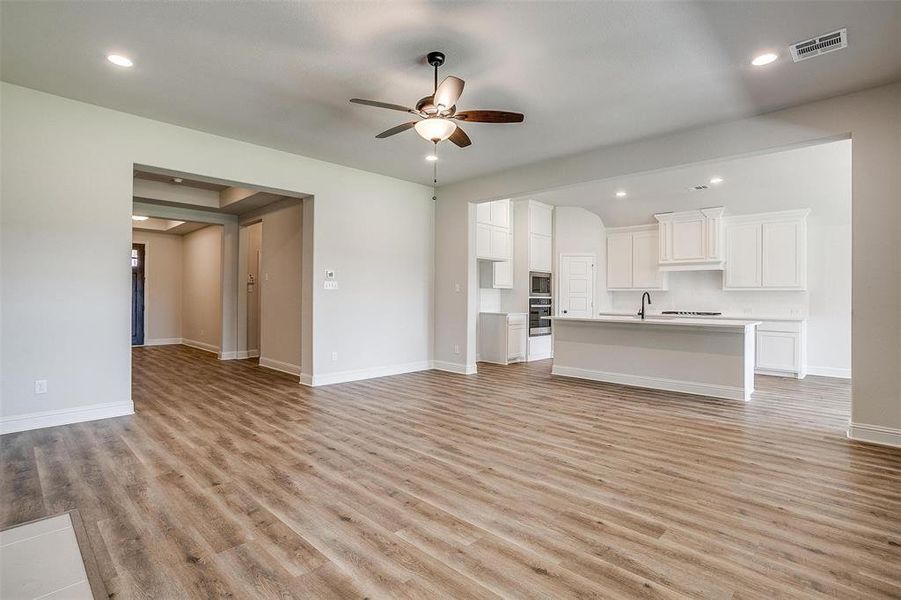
left=433, top=142, right=438, bottom=185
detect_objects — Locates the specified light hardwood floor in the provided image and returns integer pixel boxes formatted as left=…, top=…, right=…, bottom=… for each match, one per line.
left=2, top=345, right=900, bottom=599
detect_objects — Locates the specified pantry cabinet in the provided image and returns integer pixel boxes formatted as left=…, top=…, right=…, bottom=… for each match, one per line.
left=723, top=209, right=809, bottom=291
left=606, top=225, right=667, bottom=290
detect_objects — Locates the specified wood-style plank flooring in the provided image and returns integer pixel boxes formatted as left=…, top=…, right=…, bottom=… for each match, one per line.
left=2, top=345, right=900, bottom=599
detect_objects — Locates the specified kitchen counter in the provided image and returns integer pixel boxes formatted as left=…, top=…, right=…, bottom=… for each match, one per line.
left=547, top=315, right=761, bottom=329
left=549, top=315, right=758, bottom=401
left=596, top=311, right=805, bottom=322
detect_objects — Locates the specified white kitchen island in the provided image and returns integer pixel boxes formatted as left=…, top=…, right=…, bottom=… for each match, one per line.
left=547, top=316, right=761, bottom=401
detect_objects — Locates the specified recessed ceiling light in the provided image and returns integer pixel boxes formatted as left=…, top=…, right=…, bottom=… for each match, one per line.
left=107, top=54, right=133, bottom=68
left=615, top=191, right=627, bottom=198
left=709, top=177, right=724, bottom=184
left=425, top=154, right=438, bottom=162
left=751, top=52, right=778, bottom=67
left=132, top=215, right=149, bottom=221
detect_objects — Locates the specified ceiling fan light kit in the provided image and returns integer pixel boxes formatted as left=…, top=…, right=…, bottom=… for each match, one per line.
left=349, top=50, right=524, bottom=151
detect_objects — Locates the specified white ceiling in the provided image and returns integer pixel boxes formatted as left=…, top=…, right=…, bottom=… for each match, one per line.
left=2, top=2, right=898, bottom=186
left=530, top=139, right=851, bottom=227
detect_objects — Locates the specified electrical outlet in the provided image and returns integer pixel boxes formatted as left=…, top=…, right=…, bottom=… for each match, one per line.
left=331, top=352, right=338, bottom=361
left=34, top=380, right=47, bottom=394
left=454, top=283, right=461, bottom=293
left=454, top=344, right=460, bottom=355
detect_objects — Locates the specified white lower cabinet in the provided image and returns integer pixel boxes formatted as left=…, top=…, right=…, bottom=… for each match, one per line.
left=527, top=334, right=553, bottom=361
left=755, top=320, right=806, bottom=378
left=478, top=313, right=527, bottom=364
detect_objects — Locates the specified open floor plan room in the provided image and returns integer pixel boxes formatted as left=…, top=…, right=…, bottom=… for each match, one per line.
left=2, top=346, right=899, bottom=598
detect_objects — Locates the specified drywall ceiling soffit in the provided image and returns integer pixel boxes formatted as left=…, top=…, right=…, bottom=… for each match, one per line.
left=2, top=1, right=898, bottom=185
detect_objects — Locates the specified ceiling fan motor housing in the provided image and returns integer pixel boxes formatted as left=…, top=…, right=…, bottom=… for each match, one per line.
left=427, top=51, right=445, bottom=67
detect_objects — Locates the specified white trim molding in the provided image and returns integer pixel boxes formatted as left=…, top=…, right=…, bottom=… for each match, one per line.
left=259, top=357, right=302, bottom=376
left=806, top=366, right=852, bottom=379
left=847, top=422, right=901, bottom=448
left=235, top=349, right=260, bottom=360
left=143, top=337, right=182, bottom=346
left=0, top=401, right=135, bottom=435
left=551, top=365, right=749, bottom=401
left=309, top=361, right=432, bottom=386
left=181, top=338, right=220, bottom=354
left=431, top=361, right=478, bottom=375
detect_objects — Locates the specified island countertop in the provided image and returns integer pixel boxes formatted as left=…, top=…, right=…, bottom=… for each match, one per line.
left=545, top=315, right=761, bottom=329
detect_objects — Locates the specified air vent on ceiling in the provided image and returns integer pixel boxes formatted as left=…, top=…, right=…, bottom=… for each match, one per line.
left=692, top=184, right=709, bottom=191
left=790, top=28, right=847, bottom=62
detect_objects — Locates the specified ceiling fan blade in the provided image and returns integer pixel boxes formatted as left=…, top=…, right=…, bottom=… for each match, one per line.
left=433, top=76, right=465, bottom=110
left=375, top=121, right=417, bottom=138
left=449, top=126, right=472, bottom=148
left=454, top=110, right=524, bottom=123
left=350, top=98, right=414, bottom=113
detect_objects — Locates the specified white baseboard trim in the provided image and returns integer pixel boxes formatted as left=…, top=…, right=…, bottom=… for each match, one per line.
left=235, top=349, right=260, bottom=359
left=143, top=337, right=182, bottom=346
left=847, top=422, right=901, bottom=448
left=1, top=401, right=135, bottom=435
left=551, top=365, right=748, bottom=401
left=181, top=339, right=220, bottom=354
left=219, top=351, right=238, bottom=360
left=259, top=356, right=302, bottom=376
left=806, top=366, right=852, bottom=379
left=431, top=361, right=478, bottom=375
left=299, top=373, right=313, bottom=386
left=310, top=361, right=432, bottom=386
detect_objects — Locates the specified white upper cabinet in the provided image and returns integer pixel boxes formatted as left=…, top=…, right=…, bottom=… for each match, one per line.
left=607, top=225, right=667, bottom=290
left=529, top=232, right=552, bottom=272
left=475, top=199, right=513, bottom=262
left=530, top=202, right=553, bottom=237
left=655, top=207, right=724, bottom=270
left=491, top=199, right=510, bottom=229
left=723, top=209, right=809, bottom=291
left=724, top=222, right=762, bottom=288
left=527, top=201, right=553, bottom=272
left=762, top=221, right=804, bottom=288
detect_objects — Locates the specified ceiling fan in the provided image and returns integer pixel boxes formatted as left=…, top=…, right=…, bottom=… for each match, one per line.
left=349, top=51, right=524, bottom=149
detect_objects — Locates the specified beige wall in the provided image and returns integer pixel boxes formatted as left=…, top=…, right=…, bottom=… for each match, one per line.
left=181, top=225, right=223, bottom=350
left=259, top=202, right=303, bottom=370
left=436, top=82, right=901, bottom=445
left=132, top=230, right=183, bottom=343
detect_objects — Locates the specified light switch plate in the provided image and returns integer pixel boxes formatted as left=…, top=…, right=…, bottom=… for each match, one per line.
left=324, top=281, right=338, bottom=290
left=34, top=380, right=48, bottom=394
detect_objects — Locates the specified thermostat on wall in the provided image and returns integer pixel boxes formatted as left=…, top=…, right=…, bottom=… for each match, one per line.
left=325, top=270, right=335, bottom=279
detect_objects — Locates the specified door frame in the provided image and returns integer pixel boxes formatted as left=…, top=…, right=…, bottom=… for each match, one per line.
left=557, top=253, right=596, bottom=317
left=131, top=242, right=146, bottom=346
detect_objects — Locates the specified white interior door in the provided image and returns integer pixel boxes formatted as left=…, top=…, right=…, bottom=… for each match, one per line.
left=559, top=255, right=595, bottom=317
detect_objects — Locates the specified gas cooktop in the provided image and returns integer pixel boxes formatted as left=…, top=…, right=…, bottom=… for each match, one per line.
left=660, top=311, right=723, bottom=316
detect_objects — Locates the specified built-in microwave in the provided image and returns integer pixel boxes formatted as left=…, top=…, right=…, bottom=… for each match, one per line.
left=530, top=271, right=552, bottom=297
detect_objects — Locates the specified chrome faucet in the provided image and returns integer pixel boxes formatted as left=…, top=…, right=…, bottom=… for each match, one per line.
left=638, top=292, right=652, bottom=320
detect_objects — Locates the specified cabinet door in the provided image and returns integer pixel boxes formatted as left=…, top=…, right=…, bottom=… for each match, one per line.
left=606, top=234, right=633, bottom=289
left=632, top=230, right=663, bottom=289
left=493, top=260, right=513, bottom=289
left=530, top=203, right=553, bottom=236
left=725, top=223, right=761, bottom=288
left=670, top=218, right=706, bottom=261
left=476, top=202, right=492, bottom=225
left=507, top=323, right=526, bottom=360
left=490, top=199, right=510, bottom=228
left=476, top=223, right=492, bottom=259
left=490, top=227, right=511, bottom=260
left=762, top=221, right=803, bottom=288
left=529, top=233, right=552, bottom=272
left=757, top=331, right=800, bottom=372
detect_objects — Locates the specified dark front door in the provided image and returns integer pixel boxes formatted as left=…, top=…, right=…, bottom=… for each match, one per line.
left=131, top=243, right=145, bottom=345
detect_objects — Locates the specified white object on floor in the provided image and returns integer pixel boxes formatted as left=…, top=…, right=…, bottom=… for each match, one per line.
left=0, top=513, right=93, bottom=600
